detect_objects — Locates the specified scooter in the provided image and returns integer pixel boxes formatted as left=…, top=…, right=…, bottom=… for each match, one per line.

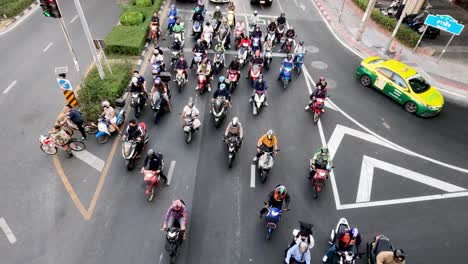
left=252, top=90, right=266, bottom=116
left=193, top=52, right=203, bottom=69
left=309, top=159, right=330, bottom=199
left=183, top=117, right=197, bottom=144
left=276, top=24, right=285, bottom=44
left=164, top=219, right=184, bottom=264
left=238, top=45, right=249, bottom=67
left=224, top=135, right=240, bottom=168
left=295, top=52, right=304, bottom=75
left=150, top=92, right=170, bottom=124
left=266, top=30, right=276, bottom=43
left=168, top=16, right=176, bottom=34
left=213, top=52, right=224, bottom=75
left=329, top=218, right=359, bottom=264
left=95, top=108, right=126, bottom=144
left=234, top=28, right=243, bottom=49
left=130, top=92, right=145, bottom=118
left=227, top=69, right=239, bottom=93
left=141, top=167, right=162, bottom=202
left=251, top=37, right=261, bottom=54
left=192, top=20, right=202, bottom=39
left=280, top=63, right=294, bottom=89
left=211, top=96, right=228, bottom=128
left=283, top=38, right=294, bottom=53
left=264, top=206, right=283, bottom=240
left=203, top=31, right=213, bottom=49
left=151, top=59, right=164, bottom=78
left=248, top=63, right=263, bottom=85
left=121, top=122, right=148, bottom=171
left=264, top=49, right=273, bottom=71
left=257, top=146, right=278, bottom=183
left=175, top=69, right=186, bottom=92
left=196, top=73, right=208, bottom=95
left=309, top=97, right=325, bottom=124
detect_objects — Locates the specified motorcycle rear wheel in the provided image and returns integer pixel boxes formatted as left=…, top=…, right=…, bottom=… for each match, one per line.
left=127, top=159, right=136, bottom=171
left=228, top=155, right=234, bottom=168
left=185, top=132, right=192, bottom=144
left=313, top=112, right=320, bottom=124
left=283, top=79, right=288, bottom=89
left=266, top=229, right=272, bottom=240
left=97, top=134, right=110, bottom=144
left=260, top=169, right=267, bottom=183
left=146, top=187, right=155, bottom=202
left=40, top=144, right=58, bottom=155
left=313, top=186, right=319, bottom=199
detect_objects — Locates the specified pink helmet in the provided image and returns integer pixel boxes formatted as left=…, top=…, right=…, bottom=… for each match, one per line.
left=172, top=200, right=183, bottom=211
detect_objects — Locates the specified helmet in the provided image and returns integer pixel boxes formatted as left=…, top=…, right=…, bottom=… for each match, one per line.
left=172, top=200, right=183, bottom=211
left=216, top=6, right=220, bottom=10
left=101, top=101, right=110, bottom=108
left=131, top=77, right=138, bottom=85
left=220, top=83, right=226, bottom=90
left=219, top=76, right=225, bottom=83
left=187, top=97, right=194, bottom=108
left=276, top=185, right=286, bottom=195
left=321, top=147, right=329, bottom=154
left=320, top=76, right=326, bottom=82
left=267, top=129, right=274, bottom=139
left=171, top=4, right=175, bottom=8
left=394, top=249, right=406, bottom=261
left=206, top=21, right=211, bottom=26
left=287, top=54, right=292, bottom=60
left=155, top=77, right=161, bottom=84
left=351, top=228, right=359, bottom=238
left=254, top=10, right=258, bottom=15
left=255, top=50, right=260, bottom=57
left=197, top=39, right=202, bottom=44
left=280, top=12, right=285, bottom=17
left=232, top=117, right=238, bottom=126
left=299, top=40, right=304, bottom=45
left=147, top=149, right=154, bottom=156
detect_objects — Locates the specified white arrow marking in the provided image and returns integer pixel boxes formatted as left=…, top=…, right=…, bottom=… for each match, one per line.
left=0, top=217, right=16, bottom=244
left=356, top=156, right=466, bottom=203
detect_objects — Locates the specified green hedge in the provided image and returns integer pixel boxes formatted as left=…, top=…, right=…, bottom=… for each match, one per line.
left=0, top=0, right=34, bottom=18
left=352, top=0, right=420, bottom=48
left=105, top=0, right=163, bottom=55
left=78, top=62, right=132, bottom=122
left=136, top=0, right=153, bottom=7
left=120, top=11, right=145, bottom=26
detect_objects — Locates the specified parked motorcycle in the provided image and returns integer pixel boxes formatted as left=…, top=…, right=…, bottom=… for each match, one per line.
left=380, top=0, right=402, bottom=18
left=403, top=12, right=440, bottom=39
left=252, top=90, right=266, bottom=116
left=329, top=218, right=359, bottom=264
left=141, top=167, right=162, bottom=202
left=280, top=64, right=293, bottom=89
left=197, top=73, right=209, bottom=95
left=192, top=20, right=202, bottom=39
left=264, top=206, right=283, bottom=240
left=175, top=69, right=186, bottom=92
left=213, top=52, right=224, bottom=75
left=164, top=221, right=183, bottom=264
left=224, top=135, right=240, bottom=168
left=257, top=146, right=278, bottom=183
left=211, top=96, right=228, bottom=128
left=121, top=123, right=148, bottom=170
left=96, top=108, right=126, bottom=144
left=227, top=69, right=239, bottom=93
left=248, top=63, right=263, bottom=85
left=295, top=52, right=304, bottom=75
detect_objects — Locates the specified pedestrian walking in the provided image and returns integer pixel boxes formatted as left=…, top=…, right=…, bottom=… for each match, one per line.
left=64, top=104, right=87, bottom=140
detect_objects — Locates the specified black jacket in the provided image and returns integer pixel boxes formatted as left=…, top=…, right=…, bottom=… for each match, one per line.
left=144, top=153, right=163, bottom=171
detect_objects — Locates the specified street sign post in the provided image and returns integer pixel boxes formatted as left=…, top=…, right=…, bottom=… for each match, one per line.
left=56, top=77, right=78, bottom=106
left=57, top=78, right=72, bottom=91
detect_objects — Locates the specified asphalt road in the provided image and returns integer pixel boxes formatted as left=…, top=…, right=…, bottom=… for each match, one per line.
left=2, top=0, right=468, bottom=263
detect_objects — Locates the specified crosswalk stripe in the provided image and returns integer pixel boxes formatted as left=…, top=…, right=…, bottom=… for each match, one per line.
left=72, top=149, right=105, bottom=172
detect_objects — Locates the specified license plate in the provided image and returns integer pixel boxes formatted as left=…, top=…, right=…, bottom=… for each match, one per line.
left=260, top=1, right=265, bottom=3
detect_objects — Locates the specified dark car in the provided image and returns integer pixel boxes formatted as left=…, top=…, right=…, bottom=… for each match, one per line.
left=250, top=0, right=273, bottom=7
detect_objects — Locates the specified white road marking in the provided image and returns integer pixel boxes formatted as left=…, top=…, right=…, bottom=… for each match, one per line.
left=437, top=87, right=466, bottom=98
left=294, top=0, right=307, bottom=11
left=158, top=252, right=164, bottom=264
left=3, top=80, right=17, bottom=95
left=356, top=155, right=466, bottom=203
left=166, top=160, right=176, bottom=185
left=70, top=14, right=79, bottom=24
left=72, top=150, right=105, bottom=172
left=250, top=164, right=256, bottom=188
left=42, top=42, right=53, bottom=52
left=0, top=5, right=39, bottom=36
left=0, top=217, right=17, bottom=244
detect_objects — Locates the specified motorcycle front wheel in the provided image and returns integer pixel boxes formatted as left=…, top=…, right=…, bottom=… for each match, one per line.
left=260, top=169, right=268, bottom=183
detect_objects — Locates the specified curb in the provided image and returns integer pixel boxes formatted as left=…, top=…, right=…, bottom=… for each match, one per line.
left=0, top=1, right=38, bottom=33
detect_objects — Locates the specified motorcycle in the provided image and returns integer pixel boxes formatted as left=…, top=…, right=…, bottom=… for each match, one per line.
left=266, top=30, right=276, bottom=44
left=252, top=90, right=266, bottom=116
left=308, top=97, right=325, bottom=124
left=164, top=221, right=183, bottom=264
left=151, top=59, right=164, bottom=78
left=121, top=122, right=148, bottom=171
left=248, top=63, right=263, bottom=85
left=130, top=92, right=145, bottom=118
left=404, top=13, right=440, bottom=39
left=280, top=64, right=294, bottom=89
left=309, top=159, right=330, bottom=199
left=213, top=52, right=224, bottom=75
left=367, top=235, right=397, bottom=264
left=224, top=135, right=240, bottom=168
left=211, top=96, right=228, bottom=128
left=170, top=50, right=181, bottom=69
left=283, top=38, right=294, bottom=53
left=193, top=52, right=203, bottom=69
left=183, top=117, right=197, bottom=144
left=173, top=26, right=184, bottom=46
left=295, top=52, right=304, bottom=75
left=175, top=69, right=186, bottom=92
left=227, top=69, right=239, bottom=93
left=96, top=108, right=126, bottom=144
left=227, top=10, right=235, bottom=28
left=141, top=167, right=162, bottom=202
left=256, top=146, right=278, bottom=183
left=238, top=45, right=249, bottom=68
left=264, top=206, right=283, bottom=240
left=197, top=73, right=208, bottom=95
left=150, top=92, right=170, bottom=124
left=251, top=37, right=261, bottom=54
left=264, top=49, right=273, bottom=71
left=192, top=20, right=203, bottom=39
left=276, top=24, right=285, bottom=44
left=168, top=16, right=176, bottom=34
left=329, top=218, right=359, bottom=264
left=149, top=24, right=159, bottom=44
left=380, top=0, right=402, bottom=18
left=234, top=28, right=243, bottom=50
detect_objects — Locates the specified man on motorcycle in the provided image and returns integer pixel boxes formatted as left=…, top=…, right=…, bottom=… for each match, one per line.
left=277, top=12, right=287, bottom=27
left=218, top=19, right=231, bottom=49
left=246, top=50, right=264, bottom=79
left=285, top=242, right=311, bottom=264
left=151, top=77, right=171, bottom=112
left=214, top=43, right=226, bottom=67
left=197, top=60, right=212, bottom=92
left=248, top=10, right=259, bottom=37
left=250, top=75, right=268, bottom=105
left=190, top=39, right=207, bottom=68
left=287, top=221, right=315, bottom=250
left=322, top=227, right=362, bottom=263
left=174, top=54, right=188, bottom=82
left=224, top=116, right=243, bottom=144
left=308, top=147, right=331, bottom=179
left=210, top=83, right=231, bottom=113
left=263, top=39, right=273, bottom=55
left=280, top=26, right=296, bottom=50
left=266, top=21, right=277, bottom=41
left=150, top=12, right=160, bottom=27
left=143, top=149, right=168, bottom=184
left=213, top=6, right=223, bottom=31
left=239, top=33, right=252, bottom=50
left=278, top=54, right=295, bottom=80
left=305, top=76, right=328, bottom=110
left=101, top=101, right=121, bottom=135
left=259, top=184, right=289, bottom=217
left=254, top=129, right=277, bottom=162
left=182, top=97, right=201, bottom=130
left=130, top=76, right=147, bottom=109
left=166, top=4, right=179, bottom=36
left=294, top=40, right=306, bottom=61
left=192, top=8, right=204, bottom=24
left=229, top=56, right=241, bottom=72
left=172, top=19, right=184, bottom=41
left=162, top=200, right=187, bottom=239
left=202, top=21, right=214, bottom=44
left=123, top=119, right=145, bottom=158
left=251, top=25, right=262, bottom=40
left=150, top=48, right=165, bottom=72
left=235, top=20, right=245, bottom=36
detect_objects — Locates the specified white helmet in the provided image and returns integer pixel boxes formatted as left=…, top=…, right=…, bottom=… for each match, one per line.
left=267, top=129, right=274, bottom=139
left=254, top=10, right=258, bottom=15
left=187, top=97, right=194, bottom=108
left=131, top=77, right=138, bottom=85
left=216, top=6, right=220, bottom=10
left=101, top=101, right=110, bottom=108
left=232, top=117, right=238, bottom=126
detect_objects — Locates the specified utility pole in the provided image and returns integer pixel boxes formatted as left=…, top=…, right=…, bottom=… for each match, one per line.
left=58, top=17, right=83, bottom=85
left=72, top=0, right=106, bottom=80
left=384, top=0, right=411, bottom=55
left=355, top=0, right=377, bottom=41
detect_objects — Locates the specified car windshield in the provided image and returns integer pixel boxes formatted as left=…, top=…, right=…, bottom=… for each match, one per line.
left=408, top=75, right=431, bottom=93
left=368, top=59, right=385, bottom=65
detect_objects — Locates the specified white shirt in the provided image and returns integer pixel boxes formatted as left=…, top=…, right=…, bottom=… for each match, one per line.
left=183, top=105, right=200, bottom=119
left=104, top=106, right=115, bottom=120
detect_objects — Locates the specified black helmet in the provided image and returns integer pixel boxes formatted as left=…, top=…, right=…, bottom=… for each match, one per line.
left=280, top=12, right=285, bottom=17
left=299, top=40, right=304, bottom=45
left=394, top=249, right=406, bottom=261
left=287, top=54, right=292, bottom=60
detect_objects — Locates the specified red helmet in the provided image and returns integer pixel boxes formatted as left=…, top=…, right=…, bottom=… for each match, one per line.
left=172, top=200, right=183, bottom=211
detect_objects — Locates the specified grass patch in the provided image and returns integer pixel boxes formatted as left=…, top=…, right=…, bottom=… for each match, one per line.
left=0, top=0, right=34, bottom=18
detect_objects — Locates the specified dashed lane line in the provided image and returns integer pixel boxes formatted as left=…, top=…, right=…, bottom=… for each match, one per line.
left=42, top=42, right=53, bottom=52
left=166, top=160, right=176, bottom=185
left=70, top=14, right=79, bottom=24
left=250, top=164, right=256, bottom=188
left=3, top=80, right=17, bottom=95
left=0, top=217, right=17, bottom=244
left=72, top=149, right=105, bottom=172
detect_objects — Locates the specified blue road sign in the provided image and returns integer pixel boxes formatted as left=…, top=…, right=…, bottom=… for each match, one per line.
left=57, top=78, right=72, bottom=91
left=424, top=14, right=465, bottom=35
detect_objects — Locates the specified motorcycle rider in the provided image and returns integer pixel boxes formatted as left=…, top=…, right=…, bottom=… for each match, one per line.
left=150, top=12, right=160, bottom=27
left=213, top=42, right=226, bottom=67
left=254, top=129, right=278, bottom=162
left=305, top=76, right=328, bottom=110
left=281, top=26, right=296, bottom=51
left=162, top=200, right=187, bottom=239
left=259, top=184, right=289, bottom=217
left=309, top=147, right=331, bottom=178
left=218, top=19, right=231, bottom=49
left=123, top=119, right=145, bottom=158
left=287, top=221, right=315, bottom=250
left=228, top=56, right=241, bottom=81
left=235, top=20, right=245, bottom=37
left=166, top=4, right=179, bottom=36
left=294, top=40, right=306, bottom=61
left=213, top=6, right=223, bottom=31
left=251, top=25, right=263, bottom=40
left=202, top=21, right=214, bottom=46
left=278, top=54, right=295, bottom=80
left=276, top=12, right=287, bottom=27
left=48, top=124, right=72, bottom=157
left=247, top=50, right=264, bottom=79
left=130, top=76, right=147, bottom=110
left=101, top=101, right=121, bottom=135
left=250, top=75, right=268, bottom=105
left=191, top=39, right=207, bottom=68
left=248, top=10, right=259, bottom=37
left=150, top=48, right=165, bottom=72
left=210, top=83, right=231, bottom=113
left=265, top=20, right=277, bottom=41
left=143, top=149, right=168, bottom=184
left=238, top=33, right=252, bottom=50
left=192, top=7, right=204, bottom=24
left=182, top=97, right=201, bottom=130
left=224, top=117, right=244, bottom=146
left=322, top=227, right=362, bottom=263
left=226, top=0, right=235, bottom=11
left=172, top=19, right=185, bottom=42
left=174, top=54, right=188, bottom=82
left=151, top=77, right=172, bottom=112
left=372, top=235, right=406, bottom=264
left=285, top=242, right=311, bottom=264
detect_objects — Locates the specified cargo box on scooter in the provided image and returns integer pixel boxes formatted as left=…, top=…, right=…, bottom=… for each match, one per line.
left=159, top=71, right=172, bottom=83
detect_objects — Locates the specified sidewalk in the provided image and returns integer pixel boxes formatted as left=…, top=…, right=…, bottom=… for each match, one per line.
left=312, top=0, right=468, bottom=100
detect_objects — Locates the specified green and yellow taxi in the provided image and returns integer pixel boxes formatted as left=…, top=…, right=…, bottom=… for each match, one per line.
left=356, top=56, right=444, bottom=117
